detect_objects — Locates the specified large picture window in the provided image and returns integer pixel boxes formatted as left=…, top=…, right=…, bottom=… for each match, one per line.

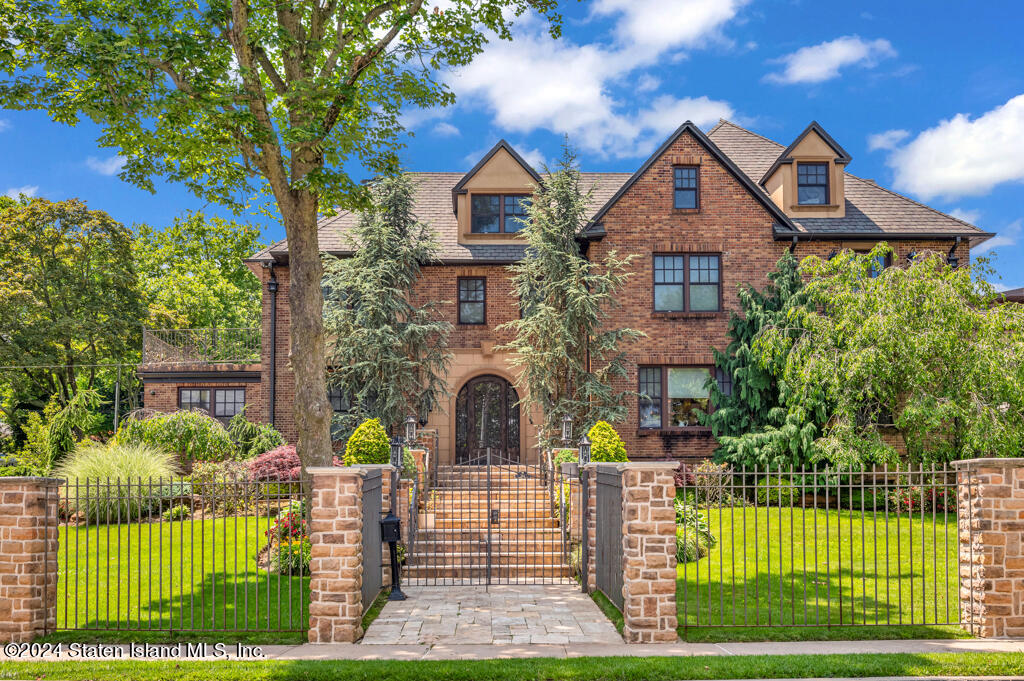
left=458, top=277, right=486, bottom=324
left=653, top=254, right=721, bottom=312
left=639, top=367, right=731, bottom=430
left=470, top=194, right=530, bottom=233
left=797, top=162, right=829, bottom=205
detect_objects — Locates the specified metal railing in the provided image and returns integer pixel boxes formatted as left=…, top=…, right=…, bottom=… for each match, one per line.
left=675, top=464, right=962, bottom=631
left=142, top=327, right=261, bottom=365
left=53, top=476, right=308, bottom=635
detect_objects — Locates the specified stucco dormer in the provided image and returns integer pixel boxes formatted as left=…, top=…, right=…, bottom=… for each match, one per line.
left=761, top=122, right=851, bottom=219
left=452, top=140, right=541, bottom=244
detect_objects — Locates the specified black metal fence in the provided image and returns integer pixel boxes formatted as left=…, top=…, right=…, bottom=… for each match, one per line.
left=53, top=476, right=309, bottom=635
left=675, top=464, right=962, bottom=630
left=594, top=465, right=624, bottom=610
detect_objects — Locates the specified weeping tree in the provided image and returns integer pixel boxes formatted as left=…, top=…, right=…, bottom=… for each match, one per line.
left=0, top=0, right=562, bottom=475
left=498, top=143, right=642, bottom=450
left=322, top=173, right=452, bottom=439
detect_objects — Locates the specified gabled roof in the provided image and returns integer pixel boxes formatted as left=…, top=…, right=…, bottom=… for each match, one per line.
left=585, top=120, right=796, bottom=235
left=450, top=139, right=543, bottom=213
left=759, top=121, right=853, bottom=184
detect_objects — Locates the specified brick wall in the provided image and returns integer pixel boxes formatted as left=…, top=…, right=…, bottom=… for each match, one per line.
left=410, top=264, right=520, bottom=349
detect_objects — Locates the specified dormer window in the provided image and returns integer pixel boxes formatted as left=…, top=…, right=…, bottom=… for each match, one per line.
left=470, top=194, right=530, bottom=233
left=797, top=162, right=828, bottom=205
left=673, top=166, right=699, bottom=209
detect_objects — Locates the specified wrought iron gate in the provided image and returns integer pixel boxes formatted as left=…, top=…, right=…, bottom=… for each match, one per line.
left=404, top=449, right=578, bottom=585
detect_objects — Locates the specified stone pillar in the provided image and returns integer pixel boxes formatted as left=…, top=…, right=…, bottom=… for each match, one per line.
left=619, top=463, right=678, bottom=643
left=307, top=467, right=366, bottom=643
left=0, top=477, right=59, bottom=643
left=954, top=458, right=1024, bottom=638
left=582, top=464, right=598, bottom=593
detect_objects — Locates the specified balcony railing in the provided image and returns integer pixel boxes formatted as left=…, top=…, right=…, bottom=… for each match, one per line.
left=142, top=327, right=261, bottom=365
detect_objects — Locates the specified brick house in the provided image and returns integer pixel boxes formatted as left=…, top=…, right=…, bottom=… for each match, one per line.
left=139, top=119, right=993, bottom=463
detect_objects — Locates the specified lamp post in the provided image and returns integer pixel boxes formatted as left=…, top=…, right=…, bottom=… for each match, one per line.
left=561, top=414, right=573, bottom=444
left=578, top=434, right=591, bottom=466
left=405, top=415, right=417, bottom=444
left=383, top=436, right=407, bottom=600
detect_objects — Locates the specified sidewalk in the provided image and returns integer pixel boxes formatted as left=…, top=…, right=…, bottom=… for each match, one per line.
left=4, top=638, right=1022, bottom=661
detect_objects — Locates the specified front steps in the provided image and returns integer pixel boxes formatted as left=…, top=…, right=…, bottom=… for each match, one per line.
left=405, top=465, right=573, bottom=583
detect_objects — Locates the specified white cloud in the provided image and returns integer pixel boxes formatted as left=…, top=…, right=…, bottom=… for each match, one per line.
left=948, top=208, right=981, bottom=224
left=432, top=122, right=461, bottom=137
left=517, top=147, right=547, bottom=169
left=0, top=119, right=10, bottom=133
left=447, top=0, right=745, bottom=157
left=887, top=94, right=1024, bottom=200
left=765, top=36, right=896, bottom=85
left=4, top=185, right=39, bottom=198
left=867, top=129, right=909, bottom=151
left=973, top=218, right=1020, bottom=255
left=86, top=155, right=127, bottom=176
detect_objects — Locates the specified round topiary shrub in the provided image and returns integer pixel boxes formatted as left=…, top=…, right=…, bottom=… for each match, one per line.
left=344, top=418, right=390, bottom=466
left=755, top=476, right=799, bottom=506
left=587, top=420, right=628, bottom=462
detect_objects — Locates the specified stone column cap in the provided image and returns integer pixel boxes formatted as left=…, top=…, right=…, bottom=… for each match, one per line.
left=582, top=461, right=678, bottom=471
left=306, top=464, right=396, bottom=477
left=0, top=476, right=64, bottom=486
left=951, top=458, right=1024, bottom=469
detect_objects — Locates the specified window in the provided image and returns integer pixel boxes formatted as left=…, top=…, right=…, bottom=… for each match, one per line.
left=869, top=253, right=891, bottom=278
left=673, top=166, right=699, bottom=209
left=179, top=389, right=210, bottom=412
left=715, top=367, right=732, bottom=397
left=458, top=277, right=486, bottom=324
left=214, top=388, right=245, bottom=419
left=797, top=162, right=828, bottom=205
left=653, top=254, right=721, bottom=313
left=327, top=386, right=351, bottom=413
left=470, top=194, right=530, bottom=233
left=638, top=367, right=718, bottom=429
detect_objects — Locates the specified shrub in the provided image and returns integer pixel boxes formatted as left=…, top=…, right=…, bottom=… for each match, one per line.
left=755, top=476, right=800, bottom=507
left=115, top=410, right=237, bottom=462
left=551, top=449, right=576, bottom=467
left=0, top=454, right=36, bottom=477
left=675, top=500, right=716, bottom=563
left=56, top=443, right=178, bottom=523
left=162, top=504, right=191, bottom=521
left=344, top=418, right=390, bottom=465
left=228, top=413, right=285, bottom=459
left=190, top=460, right=256, bottom=514
left=675, top=460, right=744, bottom=507
left=269, top=537, right=310, bottom=574
left=587, top=421, right=627, bottom=462
left=248, top=445, right=343, bottom=481
left=268, top=500, right=308, bottom=542
left=400, top=447, right=417, bottom=479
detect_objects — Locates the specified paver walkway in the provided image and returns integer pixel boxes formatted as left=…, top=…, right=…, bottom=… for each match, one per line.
left=360, top=584, right=622, bottom=645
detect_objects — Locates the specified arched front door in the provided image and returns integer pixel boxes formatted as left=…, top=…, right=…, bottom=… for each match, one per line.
left=455, top=375, right=520, bottom=464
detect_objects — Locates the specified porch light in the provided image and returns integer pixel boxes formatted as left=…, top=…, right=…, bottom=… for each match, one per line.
left=578, top=434, right=591, bottom=466
left=405, top=415, right=417, bottom=443
left=390, top=437, right=404, bottom=470
left=562, top=414, right=573, bottom=443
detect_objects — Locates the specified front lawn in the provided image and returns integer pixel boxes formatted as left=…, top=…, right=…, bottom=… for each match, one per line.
left=677, top=506, right=963, bottom=642
left=48, top=516, right=309, bottom=644
left=2, top=653, right=1021, bottom=681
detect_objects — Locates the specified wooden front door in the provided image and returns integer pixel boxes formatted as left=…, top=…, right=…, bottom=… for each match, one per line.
left=455, top=375, right=520, bottom=464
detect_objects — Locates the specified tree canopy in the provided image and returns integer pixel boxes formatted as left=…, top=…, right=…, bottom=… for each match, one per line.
left=756, top=246, right=1024, bottom=466
left=498, top=143, right=642, bottom=449
left=134, top=212, right=264, bottom=329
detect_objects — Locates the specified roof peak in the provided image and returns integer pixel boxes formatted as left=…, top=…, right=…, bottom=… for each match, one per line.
left=450, top=139, right=543, bottom=212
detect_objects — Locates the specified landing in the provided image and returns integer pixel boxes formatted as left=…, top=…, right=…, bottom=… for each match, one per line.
left=360, top=585, right=622, bottom=645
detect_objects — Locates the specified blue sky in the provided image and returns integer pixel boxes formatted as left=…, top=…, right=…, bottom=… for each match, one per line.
left=2, top=0, right=1022, bottom=289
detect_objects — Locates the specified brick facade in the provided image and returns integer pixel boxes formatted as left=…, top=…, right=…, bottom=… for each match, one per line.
left=954, top=458, right=1024, bottom=638
left=0, top=478, right=59, bottom=643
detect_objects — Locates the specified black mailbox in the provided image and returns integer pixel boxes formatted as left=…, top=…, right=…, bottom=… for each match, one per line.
left=381, top=511, right=401, bottom=543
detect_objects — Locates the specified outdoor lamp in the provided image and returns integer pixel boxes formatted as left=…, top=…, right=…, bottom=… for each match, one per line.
left=405, top=415, right=417, bottom=443
left=562, top=414, right=573, bottom=443
left=390, top=437, right=404, bottom=470
left=578, top=434, right=591, bottom=466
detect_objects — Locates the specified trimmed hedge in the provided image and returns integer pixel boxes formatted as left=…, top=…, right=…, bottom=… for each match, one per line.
left=344, top=418, right=390, bottom=466
left=587, top=421, right=628, bottom=462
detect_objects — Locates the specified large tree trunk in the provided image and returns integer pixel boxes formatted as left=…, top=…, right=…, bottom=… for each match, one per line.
left=280, top=192, right=333, bottom=478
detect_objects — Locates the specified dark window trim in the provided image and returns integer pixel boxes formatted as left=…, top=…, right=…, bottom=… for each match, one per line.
left=796, top=161, right=830, bottom=206
left=469, top=193, right=530, bottom=234
left=212, top=387, right=246, bottom=418
left=178, top=387, right=210, bottom=412
left=457, top=276, right=487, bottom=325
left=637, top=365, right=720, bottom=432
left=652, top=252, right=723, bottom=313
left=672, top=165, right=700, bottom=211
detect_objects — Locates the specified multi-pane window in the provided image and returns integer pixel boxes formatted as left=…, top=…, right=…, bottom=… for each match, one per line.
left=327, top=386, right=351, bottom=413
left=214, top=388, right=245, bottom=418
left=869, top=254, right=891, bottom=278
left=797, top=162, right=828, bottom=205
left=653, top=254, right=721, bottom=312
left=673, top=166, right=699, bottom=209
left=470, top=194, right=530, bottom=233
left=458, top=277, right=486, bottom=324
left=715, top=368, right=732, bottom=398
left=179, top=389, right=210, bottom=412
left=639, top=367, right=732, bottom=429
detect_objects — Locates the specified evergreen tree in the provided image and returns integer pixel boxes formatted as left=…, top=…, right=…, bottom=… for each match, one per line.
left=322, top=174, right=452, bottom=438
left=705, top=252, right=826, bottom=468
left=498, top=143, right=642, bottom=450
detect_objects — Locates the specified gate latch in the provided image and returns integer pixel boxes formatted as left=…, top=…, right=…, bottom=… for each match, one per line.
left=490, top=508, right=500, bottom=525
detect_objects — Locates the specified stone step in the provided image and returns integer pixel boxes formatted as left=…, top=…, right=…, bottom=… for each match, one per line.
left=403, top=565, right=572, bottom=579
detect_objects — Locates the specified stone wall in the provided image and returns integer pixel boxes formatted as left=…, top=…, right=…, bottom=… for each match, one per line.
left=954, top=458, right=1024, bottom=638
left=0, top=478, right=59, bottom=643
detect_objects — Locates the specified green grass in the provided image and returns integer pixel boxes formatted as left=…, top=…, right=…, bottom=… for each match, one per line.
left=361, top=590, right=390, bottom=632
left=589, top=591, right=624, bottom=634
left=46, top=516, right=308, bottom=644
left=2, top=653, right=1022, bottom=681
left=677, top=505, right=964, bottom=642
